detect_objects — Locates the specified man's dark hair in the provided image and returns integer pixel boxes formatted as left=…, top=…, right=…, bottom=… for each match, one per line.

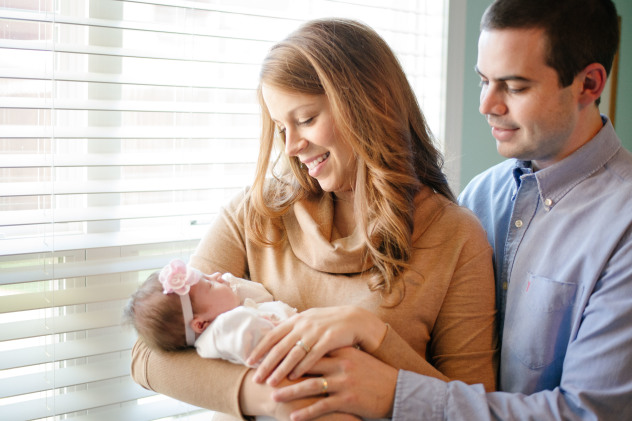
left=481, top=0, right=619, bottom=87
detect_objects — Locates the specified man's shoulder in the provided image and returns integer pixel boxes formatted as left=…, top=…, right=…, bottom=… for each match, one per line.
left=607, top=145, right=632, bottom=182
left=470, top=158, right=516, bottom=182
left=578, top=145, right=632, bottom=200
left=459, top=159, right=516, bottom=204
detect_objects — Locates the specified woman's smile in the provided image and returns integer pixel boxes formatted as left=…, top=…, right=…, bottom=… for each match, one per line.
left=304, top=151, right=330, bottom=173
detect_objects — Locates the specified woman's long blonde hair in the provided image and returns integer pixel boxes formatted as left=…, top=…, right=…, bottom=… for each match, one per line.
left=246, top=18, right=454, bottom=293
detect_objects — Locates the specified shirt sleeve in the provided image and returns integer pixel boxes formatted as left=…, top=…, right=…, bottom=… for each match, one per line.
left=392, top=228, right=632, bottom=421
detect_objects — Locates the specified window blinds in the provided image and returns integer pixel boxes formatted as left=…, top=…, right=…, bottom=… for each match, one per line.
left=0, top=1, right=447, bottom=419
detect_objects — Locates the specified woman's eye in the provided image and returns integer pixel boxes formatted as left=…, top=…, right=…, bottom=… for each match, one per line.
left=298, top=117, right=314, bottom=126
left=276, top=126, right=286, bottom=135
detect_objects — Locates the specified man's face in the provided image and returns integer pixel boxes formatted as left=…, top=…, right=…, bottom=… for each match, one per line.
left=476, top=27, right=582, bottom=169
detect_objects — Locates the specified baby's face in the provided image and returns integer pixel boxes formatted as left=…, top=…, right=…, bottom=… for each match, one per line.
left=189, top=275, right=240, bottom=321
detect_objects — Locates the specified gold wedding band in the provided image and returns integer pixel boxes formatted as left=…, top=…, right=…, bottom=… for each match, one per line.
left=295, top=339, right=311, bottom=353
left=321, top=377, right=328, bottom=394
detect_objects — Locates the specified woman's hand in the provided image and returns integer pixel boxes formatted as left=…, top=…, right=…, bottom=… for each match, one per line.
left=272, top=347, right=398, bottom=421
left=246, top=306, right=387, bottom=386
left=240, top=370, right=362, bottom=421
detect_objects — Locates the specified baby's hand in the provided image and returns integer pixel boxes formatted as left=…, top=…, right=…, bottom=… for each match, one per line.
left=260, top=313, right=284, bottom=325
left=203, top=272, right=223, bottom=282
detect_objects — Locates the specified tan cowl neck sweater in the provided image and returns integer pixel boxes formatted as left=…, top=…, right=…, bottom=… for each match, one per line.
left=131, top=186, right=497, bottom=419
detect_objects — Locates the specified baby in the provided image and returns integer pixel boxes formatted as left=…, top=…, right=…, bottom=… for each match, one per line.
left=124, top=259, right=296, bottom=366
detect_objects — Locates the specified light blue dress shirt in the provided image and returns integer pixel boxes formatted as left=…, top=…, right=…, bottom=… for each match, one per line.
left=393, top=117, right=632, bottom=420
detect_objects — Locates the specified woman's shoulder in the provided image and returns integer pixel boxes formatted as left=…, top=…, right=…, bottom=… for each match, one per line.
left=413, top=187, right=488, bottom=242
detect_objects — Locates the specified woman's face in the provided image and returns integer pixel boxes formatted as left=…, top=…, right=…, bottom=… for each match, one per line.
left=262, top=84, right=356, bottom=196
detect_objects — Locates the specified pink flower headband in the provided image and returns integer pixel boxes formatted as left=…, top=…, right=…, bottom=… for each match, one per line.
left=159, top=259, right=203, bottom=346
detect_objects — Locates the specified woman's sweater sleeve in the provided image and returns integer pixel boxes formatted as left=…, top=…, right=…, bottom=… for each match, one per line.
left=131, top=338, right=250, bottom=416
left=371, top=204, right=497, bottom=392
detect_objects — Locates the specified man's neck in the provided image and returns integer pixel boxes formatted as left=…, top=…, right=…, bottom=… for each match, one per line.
left=532, top=108, right=604, bottom=171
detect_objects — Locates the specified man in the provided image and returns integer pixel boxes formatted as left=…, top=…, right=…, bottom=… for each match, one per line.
left=391, top=0, right=632, bottom=419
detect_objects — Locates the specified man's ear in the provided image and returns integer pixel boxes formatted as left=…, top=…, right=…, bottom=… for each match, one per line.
left=578, top=63, right=607, bottom=106
left=191, top=316, right=211, bottom=334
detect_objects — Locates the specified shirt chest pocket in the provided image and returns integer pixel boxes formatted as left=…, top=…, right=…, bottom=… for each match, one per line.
left=504, top=273, right=577, bottom=369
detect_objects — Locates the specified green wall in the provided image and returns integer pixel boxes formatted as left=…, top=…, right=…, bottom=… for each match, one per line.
left=458, top=0, right=632, bottom=191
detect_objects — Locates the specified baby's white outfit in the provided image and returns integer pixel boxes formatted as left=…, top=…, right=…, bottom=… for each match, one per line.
left=194, top=273, right=296, bottom=366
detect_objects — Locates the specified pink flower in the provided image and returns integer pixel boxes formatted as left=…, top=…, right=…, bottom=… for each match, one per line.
left=159, top=259, right=202, bottom=295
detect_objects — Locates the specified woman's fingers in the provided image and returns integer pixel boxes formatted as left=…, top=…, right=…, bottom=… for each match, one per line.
left=250, top=306, right=387, bottom=386
left=250, top=312, right=324, bottom=383
left=273, top=347, right=397, bottom=421
left=261, top=339, right=319, bottom=385
left=247, top=321, right=292, bottom=367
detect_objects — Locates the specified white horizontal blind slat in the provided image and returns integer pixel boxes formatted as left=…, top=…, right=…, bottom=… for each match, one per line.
left=1, top=280, right=142, bottom=312
left=0, top=331, right=137, bottom=370
left=1, top=202, right=221, bottom=225
left=0, top=8, right=285, bottom=42
left=1, top=355, right=133, bottom=399
left=0, top=67, right=248, bottom=88
left=2, top=308, right=129, bottom=342
left=0, top=125, right=256, bottom=138
left=1, top=377, right=156, bottom=421
left=0, top=38, right=269, bottom=64
left=0, top=151, right=258, bottom=168
left=0, top=228, right=206, bottom=255
left=0, top=241, right=198, bottom=282
left=0, top=0, right=447, bottom=419
left=67, top=397, right=206, bottom=421
left=0, top=97, right=260, bottom=113
left=1, top=175, right=252, bottom=196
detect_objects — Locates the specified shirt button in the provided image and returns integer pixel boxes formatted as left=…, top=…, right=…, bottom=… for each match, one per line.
left=515, top=219, right=523, bottom=228
left=502, top=281, right=508, bottom=290
left=544, top=198, right=553, bottom=207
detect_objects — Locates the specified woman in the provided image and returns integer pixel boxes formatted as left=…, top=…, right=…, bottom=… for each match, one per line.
left=131, top=18, right=496, bottom=420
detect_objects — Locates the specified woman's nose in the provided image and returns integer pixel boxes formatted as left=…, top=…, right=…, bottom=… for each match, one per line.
left=284, top=128, right=307, bottom=156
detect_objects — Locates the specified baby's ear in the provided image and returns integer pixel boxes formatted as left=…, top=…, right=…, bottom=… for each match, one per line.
left=191, top=316, right=211, bottom=334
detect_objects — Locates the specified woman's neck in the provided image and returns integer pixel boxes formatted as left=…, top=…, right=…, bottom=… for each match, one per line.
left=333, top=192, right=355, bottom=238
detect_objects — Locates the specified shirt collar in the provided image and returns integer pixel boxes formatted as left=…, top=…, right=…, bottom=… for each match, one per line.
left=511, top=116, right=621, bottom=208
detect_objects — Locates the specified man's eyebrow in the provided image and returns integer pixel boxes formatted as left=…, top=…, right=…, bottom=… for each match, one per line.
left=474, top=65, right=531, bottom=82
